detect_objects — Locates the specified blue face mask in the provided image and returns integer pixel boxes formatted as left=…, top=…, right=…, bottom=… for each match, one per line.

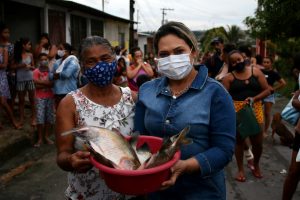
left=84, top=60, right=117, bottom=87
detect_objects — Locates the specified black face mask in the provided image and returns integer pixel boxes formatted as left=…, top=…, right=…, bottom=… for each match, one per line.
left=216, top=48, right=221, bottom=56
left=235, top=61, right=246, bottom=72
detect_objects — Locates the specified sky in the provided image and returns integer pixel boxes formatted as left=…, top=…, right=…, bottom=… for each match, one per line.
left=70, top=0, right=258, bottom=32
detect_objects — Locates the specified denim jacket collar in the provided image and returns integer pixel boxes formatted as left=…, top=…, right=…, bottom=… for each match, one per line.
left=156, top=65, right=208, bottom=96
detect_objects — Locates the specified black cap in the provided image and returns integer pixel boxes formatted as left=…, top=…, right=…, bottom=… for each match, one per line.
left=210, top=37, right=224, bottom=45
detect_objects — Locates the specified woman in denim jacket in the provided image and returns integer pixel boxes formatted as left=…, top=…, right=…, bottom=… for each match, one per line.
left=134, top=21, right=236, bottom=200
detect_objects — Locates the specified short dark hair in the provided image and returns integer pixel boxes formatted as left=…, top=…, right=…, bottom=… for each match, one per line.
left=38, top=53, right=48, bottom=59
left=255, top=54, right=263, bottom=65
left=223, top=43, right=236, bottom=55
left=238, top=45, right=252, bottom=58
left=130, top=47, right=142, bottom=58
left=136, top=74, right=151, bottom=88
left=264, top=56, right=273, bottom=63
left=210, top=37, right=224, bottom=45
left=62, top=43, right=73, bottom=55
left=0, top=21, right=8, bottom=33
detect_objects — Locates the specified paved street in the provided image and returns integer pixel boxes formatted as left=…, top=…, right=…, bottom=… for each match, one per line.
left=0, top=96, right=300, bottom=200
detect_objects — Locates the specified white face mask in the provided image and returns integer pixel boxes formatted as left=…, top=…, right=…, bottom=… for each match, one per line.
left=57, top=50, right=65, bottom=57
left=157, top=53, right=193, bottom=80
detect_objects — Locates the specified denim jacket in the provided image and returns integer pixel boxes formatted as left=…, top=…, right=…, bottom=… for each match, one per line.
left=134, top=66, right=236, bottom=200
left=49, top=57, right=80, bottom=95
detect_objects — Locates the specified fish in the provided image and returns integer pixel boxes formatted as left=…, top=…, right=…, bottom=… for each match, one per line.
left=144, top=126, right=191, bottom=169
left=62, top=126, right=191, bottom=170
left=62, top=126, right=141, bottom=170
left=129, top=135, right=152, bottom=165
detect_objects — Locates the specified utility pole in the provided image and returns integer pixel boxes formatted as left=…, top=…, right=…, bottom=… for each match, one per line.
left=161, top=8, right=174, bottom=25
left=102, top=0, right=104, bottom=11
left=136, top=9, right=140, bottom=32
left=129, top=0, right=135, bottom=49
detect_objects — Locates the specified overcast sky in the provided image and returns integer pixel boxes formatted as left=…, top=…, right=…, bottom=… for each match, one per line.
left=71, top=0, right=258, bottom=32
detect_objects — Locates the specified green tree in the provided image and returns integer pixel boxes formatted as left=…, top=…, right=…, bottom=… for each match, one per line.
left=244, top=0, right=300, bottom=40
left=200, top=27, right=228, bottom=53
left=226, top=25, right=245, bottom=44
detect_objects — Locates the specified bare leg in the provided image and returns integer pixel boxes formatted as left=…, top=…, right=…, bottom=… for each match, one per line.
left=34, top=124, right=43, bottom=147
left=18, top=91, right=26, bottom=125
left=282, top=149, right=300, bottom=200
left=28, top=89, right=36, bottom=126
left=249, top=129, right=263, bottom=178
left=0, top=97, right=21, bottom=129
left=44, top=123, right=54, bottom=144
left=263, top=102, right=273, bottom=137
left=235, top=133, right=246, bottom=181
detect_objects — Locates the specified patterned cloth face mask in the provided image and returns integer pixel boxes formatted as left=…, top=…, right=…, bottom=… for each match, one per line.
left=84, top=60, right=117, bottom=87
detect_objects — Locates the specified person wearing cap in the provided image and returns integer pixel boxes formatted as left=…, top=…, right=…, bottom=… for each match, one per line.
left=205, top=37, right=224, bottom=78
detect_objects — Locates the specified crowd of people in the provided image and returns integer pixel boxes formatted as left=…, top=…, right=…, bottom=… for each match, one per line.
left=1, top=19, right=300, bottom=200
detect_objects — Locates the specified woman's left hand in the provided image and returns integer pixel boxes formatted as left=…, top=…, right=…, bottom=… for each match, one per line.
left=160, top=160, right=188, bottom=190
left=244, top=97, right=254, bottom=105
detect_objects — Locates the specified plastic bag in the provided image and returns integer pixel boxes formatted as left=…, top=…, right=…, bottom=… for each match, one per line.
left=281, top=96, right=300, bottom=126
left=236, top=104, right=261, bottom=139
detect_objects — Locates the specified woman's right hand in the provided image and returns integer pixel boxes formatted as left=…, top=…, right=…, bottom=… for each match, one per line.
left=69, top=151, right=93, bottom=173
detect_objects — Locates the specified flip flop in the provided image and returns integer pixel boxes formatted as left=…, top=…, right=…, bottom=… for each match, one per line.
left=45, top=138, right=54, bottom=145
left=247, top=159, right=255, bottom=171
left=235, top=175, right=246, bottom=182
left=251, top=168, right=263, bottom=179
left=34, top=143, right=41, bottom=148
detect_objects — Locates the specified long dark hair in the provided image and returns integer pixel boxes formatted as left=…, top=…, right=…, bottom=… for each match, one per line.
left=0, top=22, right=8, bottom=34
left=40, top=33, right=51, bottom=49
left=14, top=37, right=30, bottom=63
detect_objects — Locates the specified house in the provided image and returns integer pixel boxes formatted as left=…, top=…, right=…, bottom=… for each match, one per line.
left=0, top=0, right=132, bottom=49
left=137, top=32, right=154, bottom=55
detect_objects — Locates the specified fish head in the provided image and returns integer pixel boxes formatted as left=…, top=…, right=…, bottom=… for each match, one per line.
left=116, top=157, right=140, bottom=170
left=61, top=126, right=105, bottom=140
left=169, top=126, right=192, bottom=149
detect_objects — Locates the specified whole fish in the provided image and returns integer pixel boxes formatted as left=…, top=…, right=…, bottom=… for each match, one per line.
left=62, top=126, right=141, bottom=170
left=129, top=135, right=152, bottom=165
left=144, top=126, right=191, bottom=169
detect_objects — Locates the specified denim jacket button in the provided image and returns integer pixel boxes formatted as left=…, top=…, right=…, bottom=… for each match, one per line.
left=165, top=119, right=170, bottom=124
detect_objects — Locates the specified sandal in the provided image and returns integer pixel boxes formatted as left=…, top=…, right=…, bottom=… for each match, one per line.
left=235, top=175, right=246, bottom=182
left=251, top=168, right=263, bottom=178
left=13, top=122, right=23, bottom=130
left=45, top=138, right=54, bottom=145
left=34, top=143, right=41, bottom=148
left=247, top=159, right=255, bottom=171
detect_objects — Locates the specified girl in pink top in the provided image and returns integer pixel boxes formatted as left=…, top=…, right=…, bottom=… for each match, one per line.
left=33, top=53, right=54, bottom=147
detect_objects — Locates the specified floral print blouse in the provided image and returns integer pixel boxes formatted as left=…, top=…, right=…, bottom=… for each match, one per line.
left=66, top=87, right=135, bottom=200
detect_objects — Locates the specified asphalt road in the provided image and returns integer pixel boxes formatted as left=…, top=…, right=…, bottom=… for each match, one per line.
left=0, top=96, right=300, bottom=200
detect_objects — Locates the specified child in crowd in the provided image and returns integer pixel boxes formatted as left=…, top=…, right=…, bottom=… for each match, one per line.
left=113, top=57, right=128, bottom=87
left=33, top=53, right=54, bottom=147
left=13, top=38, right=36, bottom=126
left=0, top=40, right=21, bottom=129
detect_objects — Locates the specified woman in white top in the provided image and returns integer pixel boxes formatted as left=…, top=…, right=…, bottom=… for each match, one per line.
left=56, top=36, right=136, bottom=200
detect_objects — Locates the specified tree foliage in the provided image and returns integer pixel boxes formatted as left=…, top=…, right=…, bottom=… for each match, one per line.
left=200, top=25, right=247, bottom=52
left=200, top=27, right=228, bottom=52
left=226, top=25, right=245, bottom=44
left=244, top=0, right=300, bottom=40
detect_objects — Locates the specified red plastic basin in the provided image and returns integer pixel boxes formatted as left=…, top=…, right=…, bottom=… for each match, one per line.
left=90, top=135, right=181, bottom=195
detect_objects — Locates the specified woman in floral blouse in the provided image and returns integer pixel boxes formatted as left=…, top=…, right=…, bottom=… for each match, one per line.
left=56, top=36, right=136, bottom=200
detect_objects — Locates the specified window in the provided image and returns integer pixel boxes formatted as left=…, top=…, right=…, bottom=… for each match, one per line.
left=91, top=19, right=103, bottom=37
left=71, top=15, right=87, bottom=50
left=48, top=10, right=66, bottom=45
left=118, top=32, right=125, bottom=48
